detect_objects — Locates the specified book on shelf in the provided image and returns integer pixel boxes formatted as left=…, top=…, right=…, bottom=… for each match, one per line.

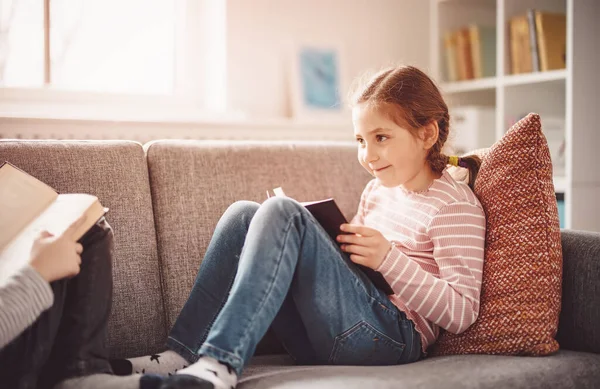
left=534, top=11, right=567, bottom=71
left=526, top=9, right=541, bottom=72
left=443, top=31, right=459, bottom=82
left=455, top=28, right=474, bottom=80
left=267, top=187, right=394, bottom=295
left=0, top=162, right=108, bottom=282
left=509, top=14, right=534, bottom=74
left=468, top=24, right=496, bottom=79
left=509, top=10, right=566, bottom=74
left=443, top=25, right=495, bottom=82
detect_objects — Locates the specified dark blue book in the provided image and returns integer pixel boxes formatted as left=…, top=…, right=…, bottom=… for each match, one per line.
left=301, top=198, right=395, bottom=295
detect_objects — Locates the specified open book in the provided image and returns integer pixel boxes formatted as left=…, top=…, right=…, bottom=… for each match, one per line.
left=268, top=188, right=394, bottom=295
left=0, top=162, right=108, bottom=283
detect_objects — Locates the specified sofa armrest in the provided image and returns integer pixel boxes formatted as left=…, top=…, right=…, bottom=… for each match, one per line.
left=556, top=229, right=600, bottom=354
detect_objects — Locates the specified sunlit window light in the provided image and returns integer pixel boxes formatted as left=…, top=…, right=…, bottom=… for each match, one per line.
left=1, top=0, right=175, bottom=95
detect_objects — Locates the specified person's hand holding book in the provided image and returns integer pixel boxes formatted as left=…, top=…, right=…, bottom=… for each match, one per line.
left=29, top=216, right=87, bottom=282
left=337, top=224, right=392, bottom=270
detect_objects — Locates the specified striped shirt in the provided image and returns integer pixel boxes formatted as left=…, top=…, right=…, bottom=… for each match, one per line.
left=0, top=265, right=53, bottom=350
left=351, top=169, right=486, bottom=353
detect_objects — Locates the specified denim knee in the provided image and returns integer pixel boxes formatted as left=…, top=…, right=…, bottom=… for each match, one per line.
left=225, top=200, right=260, bottom=220
left=260, top=197, right=304, bottom=219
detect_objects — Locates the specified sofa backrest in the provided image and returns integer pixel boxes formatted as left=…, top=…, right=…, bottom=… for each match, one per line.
left=144, top=140, right=372, bottom=337
left=557, top=230, right=600, bottom=355
left=5, top=139, right=597, bottom=359
left=0, top=140, right=167, bottom=358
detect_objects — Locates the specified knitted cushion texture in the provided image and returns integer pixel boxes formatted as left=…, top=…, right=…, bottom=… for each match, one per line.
left=431, top=113, right=562, bottom=356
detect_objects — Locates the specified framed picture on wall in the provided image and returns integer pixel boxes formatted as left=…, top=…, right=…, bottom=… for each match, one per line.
left=289, top=42, right=349, bottom=123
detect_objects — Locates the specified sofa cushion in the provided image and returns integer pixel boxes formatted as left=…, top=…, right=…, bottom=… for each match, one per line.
left=144, top=140, right=371, bottom=353
left=240, top=350, right=600, bottom=388
left=0, top=140, right=167, bottom=358
left=432, top=113, right=562, bottom=356
left=557, top=229, right=600, bottom=354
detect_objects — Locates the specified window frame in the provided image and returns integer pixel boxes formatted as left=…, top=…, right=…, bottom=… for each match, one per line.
left=0, top=0, right=226, bottom=122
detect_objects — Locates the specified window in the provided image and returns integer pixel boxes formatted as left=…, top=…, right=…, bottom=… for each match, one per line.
left=1, top=0, right=175, bottom=95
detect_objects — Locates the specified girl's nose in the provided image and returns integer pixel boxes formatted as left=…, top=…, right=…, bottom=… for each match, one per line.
left=364, top=146, right=379, bottom=163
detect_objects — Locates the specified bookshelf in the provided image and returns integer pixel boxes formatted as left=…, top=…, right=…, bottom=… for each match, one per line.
left=430, top=0, right=600, bottom=231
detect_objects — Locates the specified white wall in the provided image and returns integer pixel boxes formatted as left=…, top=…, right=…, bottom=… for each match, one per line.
left=0, top=0, right=431, bottom=141
left=226, top=0, right=430, bottom=119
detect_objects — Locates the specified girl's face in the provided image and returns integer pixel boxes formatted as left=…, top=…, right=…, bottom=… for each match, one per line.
left=352, top=103, right=439, bottom=191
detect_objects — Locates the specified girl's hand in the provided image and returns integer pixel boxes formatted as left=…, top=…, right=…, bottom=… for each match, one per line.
left=30, top=216, right=86, bottom=282
left=337, top=224, right=392, bottom=270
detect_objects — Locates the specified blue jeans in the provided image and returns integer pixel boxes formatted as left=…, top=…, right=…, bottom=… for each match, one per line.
left=167, top=198, right=422, bottom=376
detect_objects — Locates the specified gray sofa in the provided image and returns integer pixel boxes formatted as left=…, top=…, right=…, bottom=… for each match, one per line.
left=1, top=139, right=599, bottom=389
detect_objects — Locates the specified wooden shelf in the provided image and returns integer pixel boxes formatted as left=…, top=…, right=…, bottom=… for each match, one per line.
left=441, top=69, right=567, bottom=94
left=502, top=69, right=567, bottom=87
left=441, top=77, right=497, bottom=93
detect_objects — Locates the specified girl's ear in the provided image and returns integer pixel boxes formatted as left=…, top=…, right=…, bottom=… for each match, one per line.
left=419, top=121, right=440, bottom=150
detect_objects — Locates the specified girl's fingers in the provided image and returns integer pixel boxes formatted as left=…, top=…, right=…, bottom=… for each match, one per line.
left=340, top=224, right=377, bottom=237
left=37, top=230, right=53, bottom=239
left=348, top=254, right=368, bottom=265
left=341, top=244, right=370, bottom=257
left=337, top=233, right=374, bottom=246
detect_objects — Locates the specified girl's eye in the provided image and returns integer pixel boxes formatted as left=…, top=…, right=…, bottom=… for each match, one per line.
left=356, top=138, right=365, bottom=145
left=376, top=135, right=388, bottom=142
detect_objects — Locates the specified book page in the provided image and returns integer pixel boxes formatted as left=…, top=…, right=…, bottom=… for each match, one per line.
left=300, top=198, right=335, bottom=207
left=0, top=193, right=104, bottom=284
left=273, top=187, right=287, bottom=197
left=0, top=164, right=58, bottom=250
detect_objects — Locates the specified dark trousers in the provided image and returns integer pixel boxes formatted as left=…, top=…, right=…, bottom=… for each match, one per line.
left=0, top=218, right=115, bottom=389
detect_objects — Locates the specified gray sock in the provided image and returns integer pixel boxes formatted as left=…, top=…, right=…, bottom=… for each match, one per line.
left=177, top=356, right=238, bottom=389
left=128, top=350, right=189, bottom=375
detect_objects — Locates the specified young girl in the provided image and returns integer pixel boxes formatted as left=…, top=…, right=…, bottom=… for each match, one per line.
left=125, top=65, right=487, bottom=389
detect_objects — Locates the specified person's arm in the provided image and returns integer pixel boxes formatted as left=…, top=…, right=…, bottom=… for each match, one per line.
left=0, top=265, right=53, bottom=349
left=376, top=201, right=486, bottom=334
left=0, top=216, right=86, bottom=350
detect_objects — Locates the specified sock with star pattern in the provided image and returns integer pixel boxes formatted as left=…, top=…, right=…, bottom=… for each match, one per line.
left=176, top=356, right=238, bottom=389
left=111, top=350, right=189, bottom=376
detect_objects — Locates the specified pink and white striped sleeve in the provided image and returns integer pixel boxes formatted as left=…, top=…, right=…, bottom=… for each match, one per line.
left=350, top=179, right=377, bottom=225
left=376, top=201, right=486, bottom=334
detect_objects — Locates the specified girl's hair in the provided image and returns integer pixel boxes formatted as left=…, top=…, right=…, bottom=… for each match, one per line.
left=348, top=65, right=481, bottom=190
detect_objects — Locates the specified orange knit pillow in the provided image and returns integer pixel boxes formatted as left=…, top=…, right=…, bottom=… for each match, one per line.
left=430, top=113, right=562, bottom=356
